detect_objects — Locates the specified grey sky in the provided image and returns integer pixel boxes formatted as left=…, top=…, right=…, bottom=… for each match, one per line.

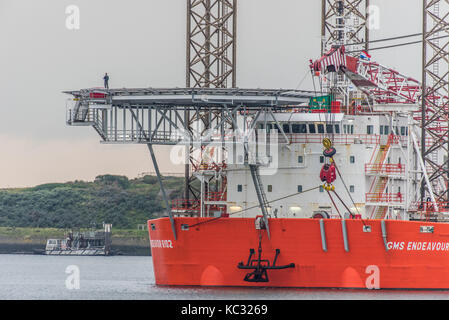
left=0, top=0, right=422, bottom=187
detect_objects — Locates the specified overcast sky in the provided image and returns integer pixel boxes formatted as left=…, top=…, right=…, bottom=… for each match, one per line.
left=0, top=0, right=422, bottom=188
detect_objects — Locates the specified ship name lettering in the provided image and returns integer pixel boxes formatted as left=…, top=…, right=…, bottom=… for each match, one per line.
left=150, top=239, right=173, bottom=248
left=387, top=241, right=404, bottom=250
left=387, top=241, right=449, bottom=251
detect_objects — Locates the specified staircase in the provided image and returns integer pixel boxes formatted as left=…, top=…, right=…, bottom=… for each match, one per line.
left=367, top=136, right=392, bottom=219
left=367, top=142, right=390, bottom=194
left=372, top=206, right=388, bottom=219
left=249, top=164, right=270, bottom=215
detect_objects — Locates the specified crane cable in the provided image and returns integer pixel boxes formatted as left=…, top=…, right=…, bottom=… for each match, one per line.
left=346, top=34, right=449, bottom=54
left=326, top=190, right=342, bottom=219
left=331, top=156, right=368, bottom=227
left=344, top=32, right=422, bottom=47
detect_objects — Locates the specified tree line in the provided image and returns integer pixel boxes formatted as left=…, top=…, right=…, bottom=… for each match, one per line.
left=0, top=175, right=184, bottom=229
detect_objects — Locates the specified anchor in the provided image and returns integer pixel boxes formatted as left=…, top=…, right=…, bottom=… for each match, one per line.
left=237, top=234, right=295, bottom=282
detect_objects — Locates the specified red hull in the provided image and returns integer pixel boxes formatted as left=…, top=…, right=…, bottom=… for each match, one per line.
left=148, top=217, right=449, bottom=289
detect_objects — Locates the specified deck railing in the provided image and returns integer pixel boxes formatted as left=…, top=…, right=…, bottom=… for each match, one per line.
left=365, top=163, right=405, bottom=175
left=366, top=192, right=404, bottom=203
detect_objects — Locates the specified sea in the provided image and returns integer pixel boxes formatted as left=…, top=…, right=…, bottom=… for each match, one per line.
left=1, top=254, right=449, bottom=300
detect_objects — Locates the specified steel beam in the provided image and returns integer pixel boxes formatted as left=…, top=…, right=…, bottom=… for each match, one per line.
left=421, top=0, right=449, bottom=202
left=321, top=0, right=369, bottom=54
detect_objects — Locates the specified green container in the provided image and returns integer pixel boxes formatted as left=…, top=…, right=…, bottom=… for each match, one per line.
left=309, top=95, right=332, bottom=112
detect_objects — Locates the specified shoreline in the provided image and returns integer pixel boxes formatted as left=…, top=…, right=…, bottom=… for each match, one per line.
left=0, top=227, right=151, bottom=256
left=0, top=242, right=151, bottom=256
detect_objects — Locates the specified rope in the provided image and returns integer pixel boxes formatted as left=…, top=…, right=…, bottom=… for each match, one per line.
left=295, top=69, right=311, bottom=90
left=330, top=157, right=368, bottom=226
left=326, top=190, right=342, bottom=219
left=188, top=186, right=321, bottom=228
left=346, top=34, right=449, bottom=54
left=344, top=32, right=422, bottom=47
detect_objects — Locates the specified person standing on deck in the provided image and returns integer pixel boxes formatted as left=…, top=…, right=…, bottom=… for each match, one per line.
left=103, top=73, right=109, bottom=89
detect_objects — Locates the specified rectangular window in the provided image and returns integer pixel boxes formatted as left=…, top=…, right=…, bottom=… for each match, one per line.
left=297, top=185, right=303, bottom=193
left=237, top=184, right=242, bottom=192
left=344, top=124, right=354, bottom=134
left=350, top=156, right=355, bottom=163
left=380, top=125, right=384, bottom=135
left=274, top=124, right=281, bottom=132
left=350, top=185, right=355, bottom=193
left=326, top=124, right=334, bottom=134
left=292, top=124, right=307, bottom=133
left=282, top=124, right=290, bottom=133
left=401, top=126, right=406, bottom=136
left=367, top=125, right=374, bottom=134
left=317, top=124, right=325, bottom=133
left=320, top=156, right=324, bottom=163
left=384, top=126, right=389, bottom=135
left=308, top=124, right=316, bottom=133
left=298, top=155, right=303, bottom=163
left=334, top=125, right=340, bottom=134
left=267, top=185, right=273, bottom=192
left=291, top=124, right=300, bottom=133
left=266, top=123, right=272, bottom=133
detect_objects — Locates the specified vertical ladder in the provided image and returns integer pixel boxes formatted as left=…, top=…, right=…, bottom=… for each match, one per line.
left=249, top=164, right=271, bottom=239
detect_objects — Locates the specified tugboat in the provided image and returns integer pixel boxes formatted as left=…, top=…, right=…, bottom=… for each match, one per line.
left=45, top=224, right=112, bottom=256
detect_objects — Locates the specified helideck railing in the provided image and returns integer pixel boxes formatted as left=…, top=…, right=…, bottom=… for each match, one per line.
left=171, top=199, right=200, bottom=213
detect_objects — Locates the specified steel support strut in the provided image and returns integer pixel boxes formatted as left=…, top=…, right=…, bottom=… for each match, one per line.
left=148, top=144, right=177, bottom=240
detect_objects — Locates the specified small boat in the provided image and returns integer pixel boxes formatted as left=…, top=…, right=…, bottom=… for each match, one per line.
left=45, top=224, right=112, bottom=256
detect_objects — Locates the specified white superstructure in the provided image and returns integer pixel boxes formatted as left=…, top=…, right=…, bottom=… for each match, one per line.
left=188, top=105, right=433, bottom=221
left=225, top=110, right=417, bottom=220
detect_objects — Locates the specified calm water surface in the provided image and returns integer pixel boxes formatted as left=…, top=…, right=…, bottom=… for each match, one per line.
left=1, top=254, right=449, bottom=300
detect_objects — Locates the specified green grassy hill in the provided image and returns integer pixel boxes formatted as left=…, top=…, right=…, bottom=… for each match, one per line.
left=0, top=175, right=185, bottom=229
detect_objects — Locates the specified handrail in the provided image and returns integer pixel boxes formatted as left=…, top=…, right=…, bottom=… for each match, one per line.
left=366, top=193, right=403, bottom=203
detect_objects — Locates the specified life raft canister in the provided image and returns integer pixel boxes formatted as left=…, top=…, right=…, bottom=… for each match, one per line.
left=320, top=162, right=337, bottom=184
